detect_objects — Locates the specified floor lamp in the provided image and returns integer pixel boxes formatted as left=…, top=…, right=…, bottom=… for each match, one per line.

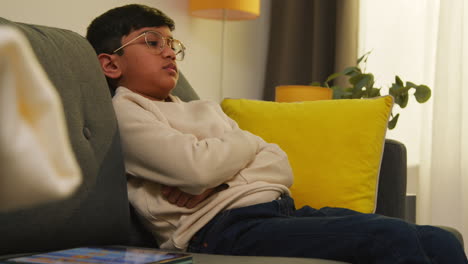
left=189, top=0, right=260, bottom=101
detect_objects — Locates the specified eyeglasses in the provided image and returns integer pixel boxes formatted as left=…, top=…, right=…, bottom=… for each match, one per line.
left=113, top=31, right=186, bottom=61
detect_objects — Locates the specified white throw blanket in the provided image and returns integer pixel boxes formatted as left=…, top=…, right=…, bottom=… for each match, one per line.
left=0, top=26, right=81, bottom=211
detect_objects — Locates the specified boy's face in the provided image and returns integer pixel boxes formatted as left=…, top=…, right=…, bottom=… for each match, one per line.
left=114, top=26, right=179, bottom=100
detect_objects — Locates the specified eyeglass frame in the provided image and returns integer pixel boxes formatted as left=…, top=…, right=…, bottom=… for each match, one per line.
left=112, top=30, right=186, bottom=61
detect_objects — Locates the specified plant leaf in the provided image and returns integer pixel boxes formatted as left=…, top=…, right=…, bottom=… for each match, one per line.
left=350, top=74, right=373, bottom=98
left=310, top=81, right=322, bottom=86
left=406, top=81, right=417, bottom=88
left=396, top=94, right=409, bottom=108
left=388, top=113, right=400, bottom=129
left=364, top=75, right=375, bottom=97
left=352, top=89, right=364, bottom=99
left=349, top=74, right=361, bottom=85
left=389, top=81, right=404, bottom=97
left=335, top=87, right=353, bottom=99
left=325, top=72, right=343, bottom=84
left=330, top=86, right=346, bottom=99
left=403, top=81, right=418, bottom=94
left=357, top=51, right=372, bottom=65
left=343, top=66, right=360, bottom=76
left=414, top=85, right=432, bottom=103
left=350, top=73, right=372, bottom=87
left=369, top=88, right=381, bottom=97
left=395, top=76, right=404, bottom=86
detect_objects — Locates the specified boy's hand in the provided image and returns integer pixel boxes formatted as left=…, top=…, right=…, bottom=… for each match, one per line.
left=161, top=184, right=227, bottom=209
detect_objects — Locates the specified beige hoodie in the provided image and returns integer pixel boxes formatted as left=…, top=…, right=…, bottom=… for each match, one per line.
left=112, top=87, right=293, bottom=250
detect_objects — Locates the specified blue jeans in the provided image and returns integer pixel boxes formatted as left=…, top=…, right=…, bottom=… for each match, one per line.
left=188, top=196, right=468, bottom=264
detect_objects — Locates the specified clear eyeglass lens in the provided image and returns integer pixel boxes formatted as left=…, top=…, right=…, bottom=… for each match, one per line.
left=144, top=32, right=185, bottom=61
left=144, top=32, right=164, bottom=50
left=171, top=40, right=185, bottom=61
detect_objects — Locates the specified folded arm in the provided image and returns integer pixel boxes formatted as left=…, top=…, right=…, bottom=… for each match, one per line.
left=224, top=115, right=294, bottom=188
left=114, top=98, right=259, bottom=195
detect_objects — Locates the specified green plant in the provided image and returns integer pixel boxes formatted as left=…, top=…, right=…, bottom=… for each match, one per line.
left=312, top=51, right=432, bottom=129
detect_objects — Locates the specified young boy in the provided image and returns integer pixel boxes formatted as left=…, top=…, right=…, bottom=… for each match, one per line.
left=86, top=4, right=467, bottom=263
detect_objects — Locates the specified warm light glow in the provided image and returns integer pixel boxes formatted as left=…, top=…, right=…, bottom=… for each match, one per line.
left=189, top=0, right=260, bottom=20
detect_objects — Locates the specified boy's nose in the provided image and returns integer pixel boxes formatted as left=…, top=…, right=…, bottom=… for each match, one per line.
left=162, top=45, right=176, bottom=60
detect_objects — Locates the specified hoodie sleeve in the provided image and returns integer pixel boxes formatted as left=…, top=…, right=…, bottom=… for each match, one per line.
left=225, top=116, right=293, bottom=188
left=238, top=135, right=294, bottom=188
left=113, top=92, right=259, bottom=195
left=221, top=108, right=293, bottom=188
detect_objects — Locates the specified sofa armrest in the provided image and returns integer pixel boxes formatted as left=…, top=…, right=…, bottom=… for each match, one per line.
left=375, top=139, right=407, bottom=219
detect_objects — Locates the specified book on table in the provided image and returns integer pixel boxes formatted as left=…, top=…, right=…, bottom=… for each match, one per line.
left=2, top=246, right=192, bottom=264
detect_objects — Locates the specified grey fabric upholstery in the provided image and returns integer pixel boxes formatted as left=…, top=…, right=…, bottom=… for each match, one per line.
left=0, top=17, right=130, bottom=254
left=172, top=72, right=200, bottom=101
left=0, top=17, right=462, bottom=264
left=375, top=139, right=407, bottom=218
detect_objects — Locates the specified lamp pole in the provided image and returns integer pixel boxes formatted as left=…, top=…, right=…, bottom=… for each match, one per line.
left=189, top=0, right=260, bottom=101
left=219, top=9, right=226, bottom=102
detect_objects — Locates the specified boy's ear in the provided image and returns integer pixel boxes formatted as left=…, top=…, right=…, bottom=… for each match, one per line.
left=97, top=53, right=122, bottom=79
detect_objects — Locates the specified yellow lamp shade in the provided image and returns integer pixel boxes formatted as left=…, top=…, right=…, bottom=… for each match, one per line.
left=189, top=0, right=260, bottom=20
left=275, top=85, right=333, bottom=102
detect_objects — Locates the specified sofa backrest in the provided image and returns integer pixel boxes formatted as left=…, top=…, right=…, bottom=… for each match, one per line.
left=0, top=17, right=139, bottom=255
left=0, top=16, right=202, bottom=256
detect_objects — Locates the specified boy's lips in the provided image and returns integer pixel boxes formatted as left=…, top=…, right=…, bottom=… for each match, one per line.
left=163, top=63, right=177, bottom=74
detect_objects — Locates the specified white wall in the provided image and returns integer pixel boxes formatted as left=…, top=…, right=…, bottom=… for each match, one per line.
left=359, top=0, right=438, bottom=194
left=0, top=0, right=270, bottom=102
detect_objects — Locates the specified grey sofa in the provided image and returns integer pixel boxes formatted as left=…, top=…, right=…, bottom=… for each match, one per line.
left=0, top=17, right=461, bottom=264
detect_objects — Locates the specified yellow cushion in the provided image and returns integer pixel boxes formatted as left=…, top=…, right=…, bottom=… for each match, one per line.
left=221, top=96, right=393, bottom=213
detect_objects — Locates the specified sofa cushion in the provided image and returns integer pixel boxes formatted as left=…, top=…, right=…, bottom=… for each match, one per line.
left=221, top=96, right=393, bottom=213
left=0, top=18, right=131, bottom=255
left=172, top=72, right=200, bottom=101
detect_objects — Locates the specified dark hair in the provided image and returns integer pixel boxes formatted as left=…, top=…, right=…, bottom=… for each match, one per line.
left=86, top=4, right=175, bottom=91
